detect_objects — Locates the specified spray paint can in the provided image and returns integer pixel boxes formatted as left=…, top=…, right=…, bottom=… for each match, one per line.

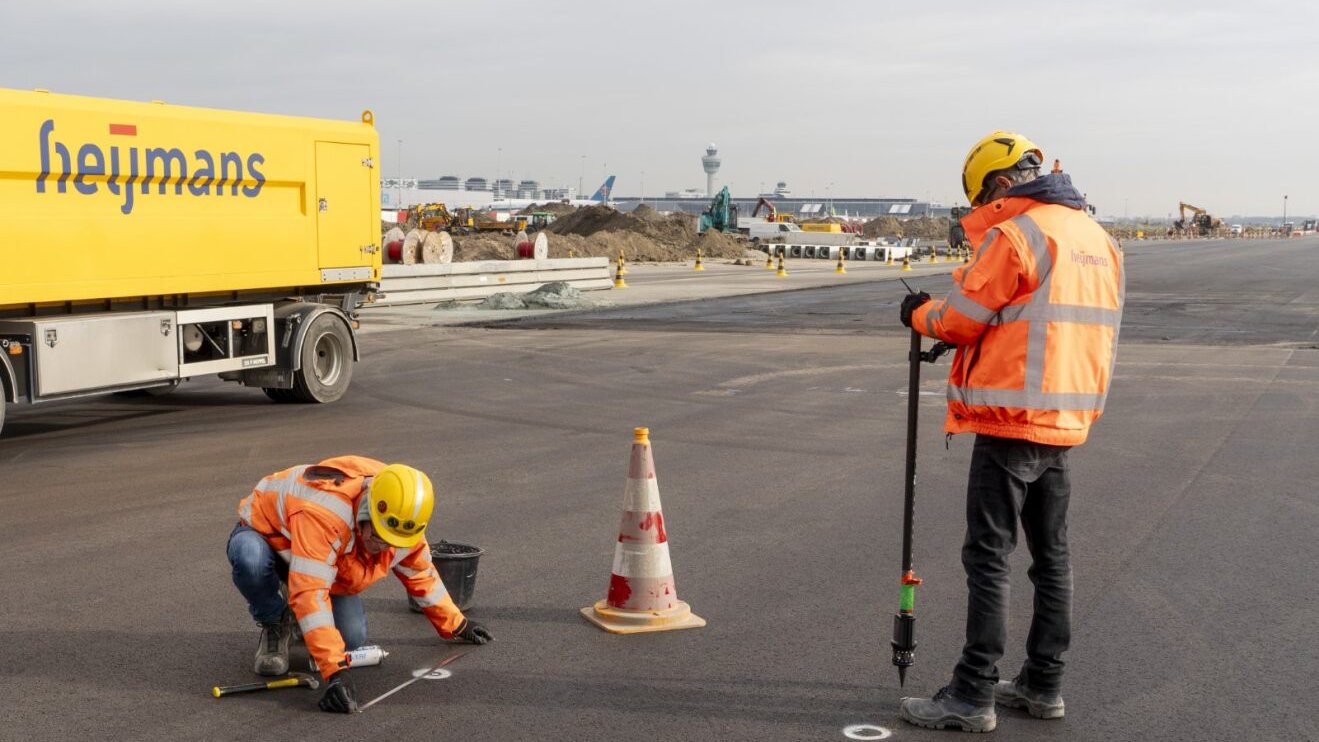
left=308, top=645, right=389, bottom=673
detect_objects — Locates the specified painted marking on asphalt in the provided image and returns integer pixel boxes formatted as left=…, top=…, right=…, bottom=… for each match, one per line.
left=842, top=724, right=893, bottom=740
left=411, top=667, right=453, bottom=680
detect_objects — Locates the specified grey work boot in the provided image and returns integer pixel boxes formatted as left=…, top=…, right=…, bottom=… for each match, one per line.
left=900, top=685, right=997, bottom=733
left=253, top=611, right=292, bottom=676
left=994, top=676, right=1065, bottom=719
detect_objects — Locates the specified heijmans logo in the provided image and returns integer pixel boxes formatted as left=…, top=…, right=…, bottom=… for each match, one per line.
left=35, top=120, right=266, bottom=215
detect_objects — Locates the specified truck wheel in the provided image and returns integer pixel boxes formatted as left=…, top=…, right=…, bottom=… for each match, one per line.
left=290, top=313, right=353, bottom=403
left=0, top=399, right=5, bottom=437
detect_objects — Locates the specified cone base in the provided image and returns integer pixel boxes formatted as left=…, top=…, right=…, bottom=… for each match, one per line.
left=580, top=599, right=706, bottom=634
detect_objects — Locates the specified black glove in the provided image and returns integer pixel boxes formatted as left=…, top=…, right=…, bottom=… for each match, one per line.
left=318, top=668, right=358, bottom=714
left=900, top=291, right=931, bottom=328
left=454, top=618, right=493, bottom=645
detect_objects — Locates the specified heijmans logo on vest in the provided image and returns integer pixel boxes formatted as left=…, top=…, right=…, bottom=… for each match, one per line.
left=35, top=119, right=266, bottom=215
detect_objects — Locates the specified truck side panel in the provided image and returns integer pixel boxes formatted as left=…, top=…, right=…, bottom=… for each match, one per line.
left=0, top=89, right=381, bottom=310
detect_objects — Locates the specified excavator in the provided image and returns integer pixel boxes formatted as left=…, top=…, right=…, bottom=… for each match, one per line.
left=698, top=186, right=740, bottom=234
left=752, top=197, right=793, bottom=223
left=410, top=202, right=454, bottom=232
left=1174, top=202, right=1222, bottom=237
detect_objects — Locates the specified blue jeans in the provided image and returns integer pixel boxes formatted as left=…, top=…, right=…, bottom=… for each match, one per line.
left=950, top=435, right=1073, bottom=706
left=226, top=523, right=367, bottom=650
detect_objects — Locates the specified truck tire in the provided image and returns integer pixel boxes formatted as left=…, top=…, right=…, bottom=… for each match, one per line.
left=0, top=398, right=5, bottom=437
left=290, top=313, right=353, bottom=403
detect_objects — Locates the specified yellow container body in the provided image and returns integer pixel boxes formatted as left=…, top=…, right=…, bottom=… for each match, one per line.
left=800, top=223, right=843, bottom=233
left=0, top=88, right=381, bottom=311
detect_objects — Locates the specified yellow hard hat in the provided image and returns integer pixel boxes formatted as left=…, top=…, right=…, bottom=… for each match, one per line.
left=962, top=131, right=1044, bottom=205
left=367, top=464, right=434, bottom=548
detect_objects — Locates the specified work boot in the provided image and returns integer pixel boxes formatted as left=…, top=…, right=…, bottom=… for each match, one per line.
left=900, top=685, right=997, bottom=733
left=994, top=676, right=1065, bottom=719
left=253, top=611, right=292, bottom=677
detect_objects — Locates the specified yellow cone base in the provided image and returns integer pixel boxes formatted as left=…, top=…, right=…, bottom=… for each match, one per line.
left=580, top=599, right=706, bottom=634
left=614, top=278, right=627, bottom=288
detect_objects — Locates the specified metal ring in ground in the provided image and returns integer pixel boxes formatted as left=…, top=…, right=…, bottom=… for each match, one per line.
left=842, top=724, right=893, bottom=740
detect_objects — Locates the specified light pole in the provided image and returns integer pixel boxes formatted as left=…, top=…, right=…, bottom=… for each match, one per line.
left=640, top=170, right=645, bottom=205
left=496, top=147, right=502, bottom=198
left=578, top=155, right=585, bottom=198
left=1283, top=194, right=1288, bottom=227
left=396, top=139, right=402, bottom=206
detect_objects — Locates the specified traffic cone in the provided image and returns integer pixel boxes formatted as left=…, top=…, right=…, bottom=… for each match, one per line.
left=776, top=254, right=788, bottom=277
left=613, top=262, right=627, bottom=289
left=617, top=250, right=628, bottom=276
left=694, top=247, right=705, bottom=272
left=930, top=247, right=940, bottom=263
left=835, top=249, right=846, bottom=274
left=885, top=249, right=894, bottom=266
left=764, top=249, right=774, bottom=269
left=581, top=428, right=705, bottom=634
left=901, top=254, right=911, bottom=272
left=963, top=245, right=971, bottom=263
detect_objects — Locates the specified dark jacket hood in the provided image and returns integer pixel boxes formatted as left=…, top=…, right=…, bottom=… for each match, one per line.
left=1005, top=172, right=1087, bottom=210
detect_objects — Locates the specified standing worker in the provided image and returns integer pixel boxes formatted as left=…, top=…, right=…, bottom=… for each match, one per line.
left=226, top=456, right=494, bottom=713
left=897, top=132, right=1124, bottom=732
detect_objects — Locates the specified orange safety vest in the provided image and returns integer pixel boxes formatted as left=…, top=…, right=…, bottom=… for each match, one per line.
left=236, top=455, right=465, bottom=679
left=912, top=197, right=1124, bottom=446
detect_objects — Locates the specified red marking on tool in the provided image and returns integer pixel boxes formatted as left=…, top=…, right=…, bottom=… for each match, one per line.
left=109, top=123, right=137, bottom=136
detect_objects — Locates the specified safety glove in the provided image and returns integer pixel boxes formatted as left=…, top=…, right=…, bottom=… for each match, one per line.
left=454, top=618, right=494, bottom=645
left=900, top=291, right=931, bottom=328
left=318, top=668, right=358, bottom=713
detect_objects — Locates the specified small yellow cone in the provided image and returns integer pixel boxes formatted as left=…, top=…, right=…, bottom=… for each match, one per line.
left=617, top=250, right=628, bottom=276
left=776, top=254, right=788, bottom=277
left=930, top=247, right=940, bottom=263
left=901, top=254, right=912, bottom=271
left=885, top=249, right=894, bottom=266
left=694, top=248, right=704, bottom=272
left=613, top=263, right=627, bottom=288
left=764, top=249, right=774, bottom=269
left=835, top=250, right=846, bottom=274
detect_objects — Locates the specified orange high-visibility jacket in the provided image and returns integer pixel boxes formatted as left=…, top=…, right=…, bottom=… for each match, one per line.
left=912, top=196, right=1124, bottom=446
left=236, top=455, right=465, bottom=679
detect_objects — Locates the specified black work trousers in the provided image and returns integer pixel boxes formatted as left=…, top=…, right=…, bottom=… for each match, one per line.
left=949, top=434, right=1073, bottom=705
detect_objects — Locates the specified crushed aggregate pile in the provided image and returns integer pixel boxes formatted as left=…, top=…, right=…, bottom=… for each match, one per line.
left=470, top=281, right=606, bottom=311
left=862, top=215, right=950, bottom=240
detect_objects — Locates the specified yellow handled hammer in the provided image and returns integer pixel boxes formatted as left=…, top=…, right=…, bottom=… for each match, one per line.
left=212, top=672, right=320, bottom=698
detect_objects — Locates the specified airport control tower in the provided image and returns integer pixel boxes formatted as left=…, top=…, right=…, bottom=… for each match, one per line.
left=701, top=143, right=720, bottom=198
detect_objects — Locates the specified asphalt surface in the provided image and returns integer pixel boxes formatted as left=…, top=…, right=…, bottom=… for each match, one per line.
left=1, top=237, right=1316, bottom=741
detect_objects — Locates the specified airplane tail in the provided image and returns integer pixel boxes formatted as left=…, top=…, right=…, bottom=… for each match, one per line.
left=589, top=175, right=615, bottom=202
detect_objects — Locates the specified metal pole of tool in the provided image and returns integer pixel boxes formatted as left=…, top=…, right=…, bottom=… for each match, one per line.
left=356, top=647, right=478, bottom=713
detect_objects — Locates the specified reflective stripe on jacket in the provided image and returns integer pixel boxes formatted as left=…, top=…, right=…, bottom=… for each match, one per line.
left=912, top=197, right=1124, bottom=446
left=236, top=455, right=465, bottom=679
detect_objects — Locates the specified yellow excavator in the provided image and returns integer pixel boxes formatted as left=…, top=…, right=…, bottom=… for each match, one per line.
left=1175, top=202, right=1222, bottom=236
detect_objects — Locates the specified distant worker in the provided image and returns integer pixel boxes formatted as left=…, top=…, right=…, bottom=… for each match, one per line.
left=898, top=131, right=1124, bottom=732
left=226, top=456, right=493, bottom=713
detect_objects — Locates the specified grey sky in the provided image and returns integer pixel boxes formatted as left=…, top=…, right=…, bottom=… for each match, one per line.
left=4, top=1, right=1314, bottom=217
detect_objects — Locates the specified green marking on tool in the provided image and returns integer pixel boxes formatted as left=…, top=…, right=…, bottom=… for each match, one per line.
left=900, top=583, right=915, bottom=613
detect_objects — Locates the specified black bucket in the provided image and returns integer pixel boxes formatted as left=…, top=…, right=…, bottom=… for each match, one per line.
left=406, top=540, right=484, bottom=614
left=431, top=540, right=484, bottom=611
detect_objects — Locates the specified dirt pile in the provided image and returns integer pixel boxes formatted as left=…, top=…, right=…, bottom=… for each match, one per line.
left=862, top=215, right=950, bottom=240
left=517, top=201, right=578, bottom=216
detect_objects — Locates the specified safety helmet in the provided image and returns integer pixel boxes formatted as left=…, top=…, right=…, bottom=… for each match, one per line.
left=366, top=464, right=434, bottom=548
left=961, top=131, right=1044, bottom=205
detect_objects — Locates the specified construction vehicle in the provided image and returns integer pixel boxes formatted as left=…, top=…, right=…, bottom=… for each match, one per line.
left=948, top=206, right=971, bottom=248
left=698, top=186, right=739, bottom=234
left=474, top=213, right=529, bottom=233
left=751, top=197, right=793, bottom=224
left=1174, top=202, right=1222, bottom=236
left=410, top=202, right=456, bottom=232
left=0, top=88, right=381, bottom=436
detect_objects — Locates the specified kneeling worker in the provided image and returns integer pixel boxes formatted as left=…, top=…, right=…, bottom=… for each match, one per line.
left=226, top=456, right=493, bottom=713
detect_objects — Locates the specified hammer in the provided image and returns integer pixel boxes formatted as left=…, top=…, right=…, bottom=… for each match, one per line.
left=212, top=672, right=320, bottom=698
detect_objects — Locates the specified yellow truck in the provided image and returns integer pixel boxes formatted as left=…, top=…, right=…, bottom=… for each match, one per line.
left=0, top=88, right=381, bottom=435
